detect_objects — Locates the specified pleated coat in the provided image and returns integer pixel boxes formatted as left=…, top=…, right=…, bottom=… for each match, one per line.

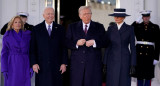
left=104, top=23, right=136, bottom=86
left=1, top=30, right=31, bottom=86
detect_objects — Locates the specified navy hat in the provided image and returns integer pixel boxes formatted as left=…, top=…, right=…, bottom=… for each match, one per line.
left=109, top=8, right=130, bottom=17
left=140, top=10, right=151, bottom=17
left=17, top=12, right=29, bottom=17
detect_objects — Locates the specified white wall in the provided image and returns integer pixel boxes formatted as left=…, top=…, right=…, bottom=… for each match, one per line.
left=119, top=0, right=144, bottom=25
left=0, top=0, right=18, bottom=29
left=145, top=0, right=158, bottom=24
left=0, top=0, right=2, bottom=29
left=119, top=0, right=160, bottom=26
left=157, top=0, right=160, bottom=25
left=0, top=0, right=45, bottom=28
left=27, top=0, right=46, bottom=25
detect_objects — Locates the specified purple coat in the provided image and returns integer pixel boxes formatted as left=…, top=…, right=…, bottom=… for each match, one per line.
left=1, top=29, right=32, bottom=86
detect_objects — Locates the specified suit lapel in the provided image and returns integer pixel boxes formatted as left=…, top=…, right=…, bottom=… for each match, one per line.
left=110, top=24, right=118, bottom=32
left=119, top=22, right=127, bottom=33
left=39, top=21, right=49, bottom=37
left=77, top=21, right=85, bottom=38
left=87, top=21, right=96, bottom=37
left=51, top=22, right=58, bottom=37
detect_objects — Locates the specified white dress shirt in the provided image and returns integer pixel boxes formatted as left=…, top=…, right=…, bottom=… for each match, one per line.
left=45, top=21, right=53, bottom=31
left=117, top=22, right=124, bottom=30
left=76, top=22, right=96, bottom=48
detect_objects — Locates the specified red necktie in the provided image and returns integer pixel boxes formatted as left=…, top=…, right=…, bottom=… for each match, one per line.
left=84, top=25, right=88, bottom=35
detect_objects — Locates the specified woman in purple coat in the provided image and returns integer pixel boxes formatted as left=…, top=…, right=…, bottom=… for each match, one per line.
left=1, top=16, right=32, bottom=86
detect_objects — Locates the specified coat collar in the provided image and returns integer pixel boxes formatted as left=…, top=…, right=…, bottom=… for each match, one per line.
left=111, top=22, right=128, bottom=33
left=40, top=20, right=58, bottom=37
left=119, top=22, right=127, bottom=33
left=76, top=20, right=96, bottom=38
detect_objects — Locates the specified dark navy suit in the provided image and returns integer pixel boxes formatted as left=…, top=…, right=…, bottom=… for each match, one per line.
left=65, top=21, right=105, bottom=86
left=30, top=21, right=68, bottom=86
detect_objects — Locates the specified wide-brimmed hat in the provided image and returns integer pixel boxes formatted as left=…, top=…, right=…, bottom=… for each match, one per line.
left=109, top=8, right=130, bottom=17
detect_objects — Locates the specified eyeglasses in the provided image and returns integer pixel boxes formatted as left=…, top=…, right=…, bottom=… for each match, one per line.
left=81, top=13, right=92, bottom=16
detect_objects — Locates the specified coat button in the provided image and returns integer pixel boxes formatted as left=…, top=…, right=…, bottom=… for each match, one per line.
left=146, top=53, right=148, bottom=55
left=81, top=61, right=84, bottom=63
left=83, top=51, right=85, bottom=53
left=140, top=52, right=142, bottom=55
left=141, top=46, right=143, bottom=48
left=146, top=46, right=148, bottom=48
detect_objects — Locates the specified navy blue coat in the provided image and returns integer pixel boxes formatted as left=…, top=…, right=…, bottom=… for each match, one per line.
left=30, top=21, right=68, bottom=86
left=104, top=23, right=136, bottom=86
left=65, top=21, right=105, bottom=86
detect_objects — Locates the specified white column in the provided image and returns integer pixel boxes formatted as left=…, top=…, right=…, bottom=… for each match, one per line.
left=17, top=0, right=28, bottom=12
left=28, top=0, right=43, bottom=25
left=157, top=0, right=160, bottom=26
left=116, top=0, right=120, bottom=8
left=0, top=0, right=2, bottom=29
left=156, top=1, right=160, bottom=83
left=144, top=0, right=158, bottom=24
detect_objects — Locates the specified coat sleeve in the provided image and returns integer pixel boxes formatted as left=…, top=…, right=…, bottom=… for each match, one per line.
left=29, top=27, right=38, bottom=67
left=0, top=23, right=8, bottom=35
left=154, top=25, right=160, bottom=60
left=94, top=24, right=106, bottom=48
left=65, top=24, right=78, bottom=50
left=129, top=26, right=136, bottom=66
left=1, top=36, right=9, bottom=72
left=61, top=27, right=68, bottom=65
left=103, top=27, right=111, bottom=64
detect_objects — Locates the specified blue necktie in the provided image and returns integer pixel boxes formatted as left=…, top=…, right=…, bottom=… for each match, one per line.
left=48, top=25, right=51, bottom=36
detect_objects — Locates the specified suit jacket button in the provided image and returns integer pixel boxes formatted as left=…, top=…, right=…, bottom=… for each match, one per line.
left=81, top=61, right=84, bottom=63
left=83, top=51, right=85, bottom=53
left=140, top=52, right=142, bottom=55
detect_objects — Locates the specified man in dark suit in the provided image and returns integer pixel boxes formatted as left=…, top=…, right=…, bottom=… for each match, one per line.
left=30, top=7, right=68, bottom=86
left=65, top=6, right=105, bottom=86
left=132, top=10, right=160, bottom=86
left=0, top=12, right=33, bottom=35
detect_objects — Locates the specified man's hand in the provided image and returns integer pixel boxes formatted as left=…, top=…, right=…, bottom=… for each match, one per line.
left=60, top=64, right=67, bottom=74
left=76, top=39, right=86, bottom=46
left=86, top=40, right=95, bottom=47
left=33, top=64, right=40, bottom=74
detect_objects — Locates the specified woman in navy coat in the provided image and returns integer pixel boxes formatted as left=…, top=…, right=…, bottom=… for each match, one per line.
left=104, top=8, right=136, bottom=86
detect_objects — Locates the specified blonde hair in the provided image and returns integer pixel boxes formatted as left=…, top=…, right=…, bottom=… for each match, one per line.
left=6, top=16, right=24, bottom=31
left=78, top=6, right=92, bottom=14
